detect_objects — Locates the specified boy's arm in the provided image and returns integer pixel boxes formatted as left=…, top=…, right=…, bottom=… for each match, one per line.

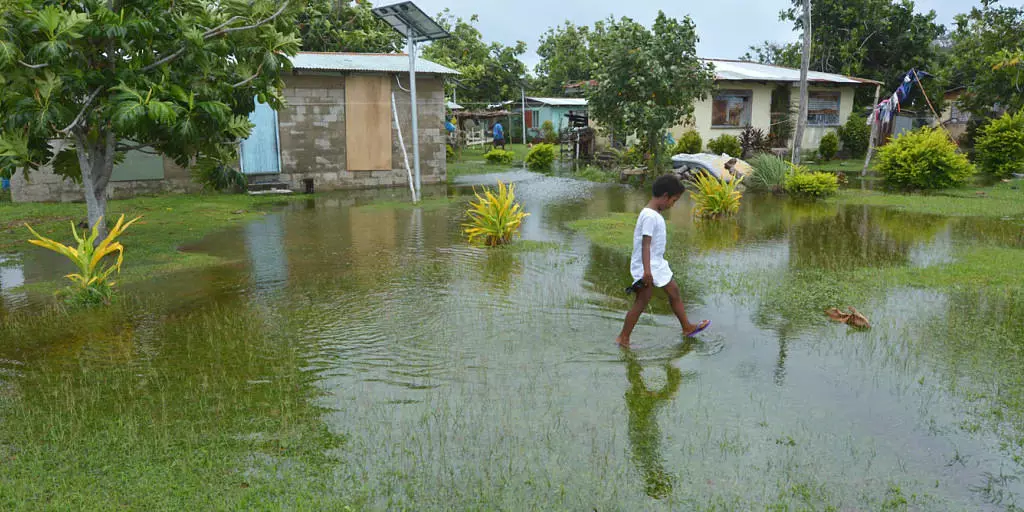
left=642, top=235, right=653, bottom=287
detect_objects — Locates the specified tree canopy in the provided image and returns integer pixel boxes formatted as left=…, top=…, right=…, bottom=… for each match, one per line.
left=534, top=22, right=595, bottom=97
left=945, top=0, right=1024, bottom=116
left=297, top=0, right=402, bottom=53
left=0, top=0, right=301, bottom=232
left=745, top=0, right=945, bottom=105
left=421, top=10, right=527, bottom=105
left=740, top=42, right=801, bottom=69
left=587, top=11, right=715, bottom=170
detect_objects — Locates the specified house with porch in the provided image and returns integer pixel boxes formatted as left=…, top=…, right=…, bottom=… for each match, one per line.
left=12, top=52, right=458, bottom=203
left=521, top=97, right=589, bottom=141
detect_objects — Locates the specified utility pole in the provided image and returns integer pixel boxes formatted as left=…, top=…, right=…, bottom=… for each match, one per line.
left=791, top=0, right=811, bottom=165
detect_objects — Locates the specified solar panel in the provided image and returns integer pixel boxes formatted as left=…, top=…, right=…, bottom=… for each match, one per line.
left=371, top=2, right=450, bottom=43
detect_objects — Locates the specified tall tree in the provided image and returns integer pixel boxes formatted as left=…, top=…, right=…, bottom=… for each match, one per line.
left=740, top=41, right=802, bottom=69
left=0, top=0, right=301, bottom=235
left=946, top=0, right=1024, bottom=116
left=751, top=0, right=946, bottom=103
left=534, top=22, right=594, bottom=96
left=792, top=0, right=812, bottom=164
left=297, top=0, right=403, bottom=53
left=421, top=10, right=526, bottom=104
left=587, top=11, right=715, bottom=171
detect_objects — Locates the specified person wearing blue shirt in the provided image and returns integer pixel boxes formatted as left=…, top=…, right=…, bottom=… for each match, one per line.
left=492, top=122, right=505, bottom=150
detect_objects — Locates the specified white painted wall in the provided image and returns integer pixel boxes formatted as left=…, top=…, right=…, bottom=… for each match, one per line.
left=667, top=81, right=858, bottom=152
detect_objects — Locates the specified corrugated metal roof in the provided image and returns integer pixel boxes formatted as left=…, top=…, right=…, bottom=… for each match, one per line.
left=288, top=52, right=460, bottom=75
left=704, top=59, right=882, bottom=85
left=526, top=97, right=589, bottom=106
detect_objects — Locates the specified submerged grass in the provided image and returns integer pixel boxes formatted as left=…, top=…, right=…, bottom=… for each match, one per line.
left=831, top=181, right=1024, bottom=218
left=448, top=144, right=530, bottom=181
left=0, top=298, right=348, bottom=510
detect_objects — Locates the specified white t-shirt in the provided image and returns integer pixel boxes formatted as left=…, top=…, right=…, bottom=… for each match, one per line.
left=630, top=207, right=673, bottom=288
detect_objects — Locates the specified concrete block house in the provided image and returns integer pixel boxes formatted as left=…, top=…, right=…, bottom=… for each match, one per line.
left=11, top=52, right=458, bottom=203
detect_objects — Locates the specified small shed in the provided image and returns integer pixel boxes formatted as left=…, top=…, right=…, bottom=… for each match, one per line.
left=522, top=97, right=589, bottom=141
left=247, top=52, right=459, bottom=192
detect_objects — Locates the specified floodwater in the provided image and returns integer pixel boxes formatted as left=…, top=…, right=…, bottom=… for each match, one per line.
left=1, top=169, right=1024, bottom=510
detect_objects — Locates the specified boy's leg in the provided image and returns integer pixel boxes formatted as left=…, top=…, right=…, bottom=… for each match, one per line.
left=663, top=280, right=709, bottom=335
left=617, top=285, right=654, bottom=347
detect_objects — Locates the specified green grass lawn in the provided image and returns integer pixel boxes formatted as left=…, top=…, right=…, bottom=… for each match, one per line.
left=801, top=158, right=876, bottom=174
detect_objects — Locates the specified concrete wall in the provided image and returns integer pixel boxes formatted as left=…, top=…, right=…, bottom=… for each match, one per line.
left=668, top=81, right=858, bottom=152
left=11, top=144, right=199, bottom=203
left=274, top=72, right=447, bottom=192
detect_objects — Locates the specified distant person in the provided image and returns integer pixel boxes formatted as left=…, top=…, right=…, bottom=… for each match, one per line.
left=492, top=122, right=505, bottom=150
left=617, top=174, right=710, bottom=347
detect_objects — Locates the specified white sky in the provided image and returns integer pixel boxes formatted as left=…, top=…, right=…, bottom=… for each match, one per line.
left=409, top=0, right=980, bottom=71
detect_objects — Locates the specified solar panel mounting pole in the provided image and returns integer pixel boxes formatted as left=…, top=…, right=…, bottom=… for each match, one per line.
left=408, top=31, right=420, bottom=201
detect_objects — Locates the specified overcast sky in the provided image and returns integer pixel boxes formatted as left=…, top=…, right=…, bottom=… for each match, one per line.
left=410, top=0, right=980, bottom=71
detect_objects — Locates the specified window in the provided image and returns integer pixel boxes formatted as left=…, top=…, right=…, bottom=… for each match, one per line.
left=808, top=92, right=841, bottom=126
left=524, top=109, right=542, bottom=129
left=712, top=90, right=752, bottom=127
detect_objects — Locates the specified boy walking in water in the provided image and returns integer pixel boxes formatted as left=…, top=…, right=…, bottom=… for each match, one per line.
left=617, top=174, right=710, bottom=347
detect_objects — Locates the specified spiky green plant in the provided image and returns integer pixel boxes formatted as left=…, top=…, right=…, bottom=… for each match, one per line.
left=25, top=214, right=141, bottom=304
left=747, top=153, right=789, bottom=192
left=463, top=181, right=529, bottom=246
left=690, top=173, right=743, bottom=218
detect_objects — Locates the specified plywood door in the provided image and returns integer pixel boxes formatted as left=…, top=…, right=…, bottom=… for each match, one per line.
left=240, top=99, right=281, bottom=175
left=346, top=75, right=393, bottom=171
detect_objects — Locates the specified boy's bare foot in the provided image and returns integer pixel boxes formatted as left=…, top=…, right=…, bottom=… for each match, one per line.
left=683, top=320, right=711, bottom=337
left=616, top=335, right=630, bottom=347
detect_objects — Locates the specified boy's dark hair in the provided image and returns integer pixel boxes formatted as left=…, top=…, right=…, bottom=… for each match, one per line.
left=652, top=174, right=684, bottom=198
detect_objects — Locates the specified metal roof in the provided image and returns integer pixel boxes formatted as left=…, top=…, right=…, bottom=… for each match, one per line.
left=704, top=59, right=882, bottom=86
left=288, top=52, right=460, bottom=75
left=526, top=97, right=589, bottom=106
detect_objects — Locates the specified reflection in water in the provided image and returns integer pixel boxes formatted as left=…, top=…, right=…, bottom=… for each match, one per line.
left=623, top=343, right=694, bottom=499
left=244, top=214, right=288, bottom=296
left=0, top=256, right=27, bottom=310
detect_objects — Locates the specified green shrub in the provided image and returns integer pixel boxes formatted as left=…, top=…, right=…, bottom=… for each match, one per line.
left=975, top=111, right=1024, bottom=178
left=193, top=164, right=246, bottom=193
left=463, top=181, right=529, bottom=247
left=818, top=132, right=839, bottom=161
left=837, top=112, right=871, bottom=158
left=784, top=167, right=839, bottom=200
left=707, top=134, right=742, bottom=157
left=484, top=149, right=515, bottom=165
left=617, top=145, right=645, bottom=167
left=739, top=126, right=770, bottom=157
left=541, top=120, right=559, bottom=144
left=674, top=130, right=703, bottom=154
left=690, top=173, right=743, bottom=218
left=446, top=144, right=455, bottom=162
left=574, top=165, right=617, bottom=183
left=747, top=153, right=789, bottom=192
left=526, top=143, right=556, bottom=171
left=877, top=127, right=976, bottom=190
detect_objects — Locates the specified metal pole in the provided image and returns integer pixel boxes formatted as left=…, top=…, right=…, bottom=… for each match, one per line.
left=521, top=87, right=527, bottom=145
left=862, top=84, right=881, bottom=177
left=408, top=33, right=421, bottom=201
left=392, top=92, right=416, bottom=202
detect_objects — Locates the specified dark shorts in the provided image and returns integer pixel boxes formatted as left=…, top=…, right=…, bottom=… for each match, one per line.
left=493, top=137, right=505, bottom=145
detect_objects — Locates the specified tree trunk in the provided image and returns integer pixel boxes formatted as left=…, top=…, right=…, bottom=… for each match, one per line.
left=791, top=0, right=812, bottom=165
left=73, top=128, right=116, bottom=241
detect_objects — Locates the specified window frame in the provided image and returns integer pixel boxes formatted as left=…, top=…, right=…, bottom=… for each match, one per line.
left=807, top=91, right=842, bottom=127
left=711, top=89, right=753, bottom=129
